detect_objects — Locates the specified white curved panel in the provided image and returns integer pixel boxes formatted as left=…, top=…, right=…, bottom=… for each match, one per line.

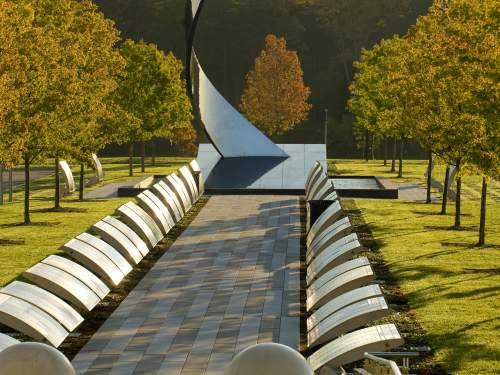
left=76, top=233, right=133, bottom=276
left=307, top=324, right=404, bottom=370
left=0, top=333, right=18, bottom=353
left=101, top=216, right=149, bottom=257
left=152, top=183, right=183, bottom=221
left=307, top=284, right=383, bottom=331
left=1, top=281, right=83, bottom=332
left=0, top=294, right=68, bottom=347
left=92, top=220, right=144, bottom=264
left=306, top=265, right=375, bottom=311
left=308, top=296, right=390, bottom=347
left=307, top=200, right=343, bottom=242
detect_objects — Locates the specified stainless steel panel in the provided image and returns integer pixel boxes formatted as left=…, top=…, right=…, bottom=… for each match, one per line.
left=101, top=216, right=149, bottom=257
left=92, top=220, right=143, bottom=264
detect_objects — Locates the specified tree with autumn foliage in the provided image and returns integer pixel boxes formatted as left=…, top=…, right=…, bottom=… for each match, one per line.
left=113, top=40, right=194, bottom=176
left=239, top=34, right=311, bottom=136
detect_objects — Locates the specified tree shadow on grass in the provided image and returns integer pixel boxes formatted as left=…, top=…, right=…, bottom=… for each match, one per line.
left=0, top=221, right=60, bottom=228
left=0, top=239, right=25, bottom=245
left=425, top=318, right=500, bottom=374
left=31, top=207, right=88, bottom=213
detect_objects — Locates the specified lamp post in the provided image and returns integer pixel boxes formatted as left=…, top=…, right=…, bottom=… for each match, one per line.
left=324, top=108, right=328, bottom=153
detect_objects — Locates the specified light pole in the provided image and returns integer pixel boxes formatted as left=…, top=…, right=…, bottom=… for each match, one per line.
left=324, top=108, right=328, bottom=152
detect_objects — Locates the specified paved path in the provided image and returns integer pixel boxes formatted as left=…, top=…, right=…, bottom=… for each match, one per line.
left=84, top=176, right=152, bottom=199
left=377, top=177, right=438, bottom=202
left=72, top=195, right=302, bottom=375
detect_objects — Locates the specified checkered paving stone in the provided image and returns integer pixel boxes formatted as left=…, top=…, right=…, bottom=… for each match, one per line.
left=72, top=195, right=301, bottom=375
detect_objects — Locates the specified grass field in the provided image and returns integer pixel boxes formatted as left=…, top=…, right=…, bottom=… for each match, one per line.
left=331, top=159, right=500, bottom=375
left=0, top=156, right=192, bottom=286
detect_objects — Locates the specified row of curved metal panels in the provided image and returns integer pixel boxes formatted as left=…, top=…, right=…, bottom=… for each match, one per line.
left=304, top=162, right=404, bottom=371
left=0, top=160, right=204, bottom=351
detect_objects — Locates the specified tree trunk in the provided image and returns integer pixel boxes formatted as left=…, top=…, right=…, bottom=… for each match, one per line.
left=141, top=141, right=146, bottom=173
left=426, top=151, right=432, bottom=204
left=0, top=164, right=3, bottom=205
left=391, top=138, right=396, bottom=172
left=151, top=138, right=156, bottom=167
left=79, top=163, right=84, bottom=201
left=478, top=176, right=487, bottom=246
left=54, top=157, right=60, bottom=209
left=397, top=138, right=404, bottom=178
left=24, top=157, right=30, bottom=224
left=364, top=129, right=369, bottom=162
left=8, top=168, right=13, bottom=202
left=454, top=159, right=462, bottom=229
left=383, top=137, right=388, bottom=166
left=441, top=166, right=450, bottom=215
left=128, top=142, right=134, bottom=177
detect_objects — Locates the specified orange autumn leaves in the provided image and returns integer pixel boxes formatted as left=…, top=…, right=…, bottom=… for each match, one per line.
left=240, top=35, right=312, bottom=136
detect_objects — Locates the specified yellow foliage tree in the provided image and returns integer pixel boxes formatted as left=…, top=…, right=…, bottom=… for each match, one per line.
left=239, top=34, right=312, bottom=136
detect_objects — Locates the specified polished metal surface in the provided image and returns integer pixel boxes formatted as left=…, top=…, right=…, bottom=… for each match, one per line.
left=42, top=256, right=110, bottom=299
left=308, top=296, right=389, bottom=347
left=76, top=233, right=133, bottom=276
left=143, top=190, right=176, bottom=228
left=1, top=281, right=84, bottom=332
left=306, top=239, right=365, bottom=284
left=307, top=200, right=343, bottom=242
left=159, top=179, right=186, bottom=215
left=179, top=166, right=199, bottom=202
left=61, top=238, right=125, bottom=287
left=101, top=216, right=149, bottom=257
left=0, top=294, right=68, bottom=347
left=58, top=160, right=75, bottom=193
left=306, top=265, right=375, bottom=310
left=136, top=192, right=173, bottom=235
left=310, top=180, right=335, bottom=201
left=152, top=182, right=183, bottom=221
left=117, top=203, right=163, bottom=248
left=165, top=175, right=192, bottom=212
left=306, top=172, right=328, bottom=201
left=189, top=159, right=205, bottom=195
left=307, top=257, right=370, bottom=297
left=306, top=232, right=359, bottom=265
left=305, top=163, right=324, bottom=196
left=23, top=263, right=100, bottom=311
left=0, top=333, right=18, bottom=353
left=307, top=217, right=352, bottom=262
left=307, top=324, right=404, bottom=371
left=92, top=220, right=143, bottom=264
left=307, top=284, right=383, bottom=332
left=171, top=174, right=193, bottom=206
left=91, top=154, right=104, bottom=182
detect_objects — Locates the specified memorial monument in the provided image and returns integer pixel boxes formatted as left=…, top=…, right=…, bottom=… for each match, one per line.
left=186, top=0, right=326, bottom=192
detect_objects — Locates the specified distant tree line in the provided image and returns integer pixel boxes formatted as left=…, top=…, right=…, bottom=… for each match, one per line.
left=0, top=0, right=194, bottom=224
left=348, top=0, right=499, bottom=245
left=93, top=0, right=433, bottom=157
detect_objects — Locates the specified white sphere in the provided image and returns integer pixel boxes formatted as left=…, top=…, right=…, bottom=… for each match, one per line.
left=0, top=342, right=76, bottom=375
left=225, top=343, right=314, bottom=375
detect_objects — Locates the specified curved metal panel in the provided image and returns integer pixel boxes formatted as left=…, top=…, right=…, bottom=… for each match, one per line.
left=92, top=220, right=143, bottom=264
left=152, top=183, right=183, bottom=221
left=143, top=190, right=176, bottom=228
left=307, top=324, right=404, bottom=370
left=0, top=294, right=68, bottom=347
left=136, top=192, right=173, bottom=235
left=1, top=281, right=84, bottom=332
left=186, top=1, right=288, bottom=158
left=307, top=200, right=343, bottom=242
left=307, top=284, right=383, bottom=332
left=101, top=216, right=149, bottom=257
left=307, top=232, right=359, bottom=265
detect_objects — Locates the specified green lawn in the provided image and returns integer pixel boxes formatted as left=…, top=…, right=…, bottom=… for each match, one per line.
left=0, top=156, right=192, bottom=286
left=331, top=159, right=500, bottom=375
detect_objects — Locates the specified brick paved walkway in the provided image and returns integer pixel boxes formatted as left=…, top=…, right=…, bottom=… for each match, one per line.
left=72, top=195, right=302, bottom=375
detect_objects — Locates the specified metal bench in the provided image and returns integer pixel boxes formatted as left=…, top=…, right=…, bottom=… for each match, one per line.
left=136, top=191, right=174, bottom=235
left=0, top=294, right=68, bottom=347
left=307, top=232, right=359, bottom=266
left=166, top=174, right=193, bottom=211
left=155, top=180, right=185, bottom=218
left=61, top=238, right=125, bottom=287
left=307, top=239, right=366, bottom=284
left=179, top=166, right=199, bottom=202
left=101, top=216, right=149, bottom=257
left=307, top=324, right=404, bottom=371
left=117, top=202, right=163, bottom=248
left=1, top=281, right=83, bottom=332
left=307, top=265, right=375, bottom=311
left=76, top=233, right=133, bottom=276
left=142, top=190, right=176, bottom=228
left=305, top=161, right=324, bottom=195
left=307, top=284, right=384, bottom=332
left=306, top=200, right=343, bottom=243
left=307, top=217, right=353, bottom=262
left=92, top=220, right=144, bottom=264
left=23, top=256, right=107, bottom=311
left=189, top=159, right=205, bottom=195
left=308, top=296, right=390, bottom=347
left=307, top=257, right=371, bottom=299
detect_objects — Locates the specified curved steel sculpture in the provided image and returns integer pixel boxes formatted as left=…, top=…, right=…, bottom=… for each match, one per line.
left=185, top=0, right=288, bottom=158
